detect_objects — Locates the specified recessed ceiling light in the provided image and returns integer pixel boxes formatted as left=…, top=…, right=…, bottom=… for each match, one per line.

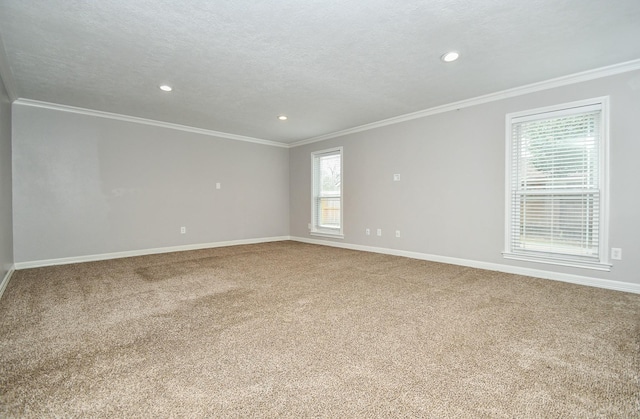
left=441, top=51, right=460, bottom=63
left=159, top=84, right=173, bottom=92
left=278, top=115, right=288, bottom=121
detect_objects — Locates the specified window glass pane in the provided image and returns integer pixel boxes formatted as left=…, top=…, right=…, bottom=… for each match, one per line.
left=512, top=192, right=599, bottom=256
left=516, top=112, right=599, bottom=191
left=319, top=154, right=341, bottom=195
left=506, top=100, right=606, bottom=268
left=317, top=196, right=340, bottom=228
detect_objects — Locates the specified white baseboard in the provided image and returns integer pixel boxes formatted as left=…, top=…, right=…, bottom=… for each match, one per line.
left=13, top=236, right=291, bottom=269
left=11, top=236, right=639, bottom=295
left=291, top=236, right=640, bottom=295
left=0, top=265, right=15, bottom=299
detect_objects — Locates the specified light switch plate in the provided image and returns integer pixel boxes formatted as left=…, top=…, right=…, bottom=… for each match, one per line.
left=611, top=248, right=622, bottom=260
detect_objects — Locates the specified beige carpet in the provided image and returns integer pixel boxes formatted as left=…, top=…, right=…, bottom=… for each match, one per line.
left=1, top=241, right=638, bottom=417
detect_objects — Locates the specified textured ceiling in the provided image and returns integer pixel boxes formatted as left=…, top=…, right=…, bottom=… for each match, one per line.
left=0, top=0, right=639, bottom=144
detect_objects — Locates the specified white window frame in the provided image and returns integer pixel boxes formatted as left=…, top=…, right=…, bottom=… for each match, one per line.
left=311, top=147, right=344, bottom=238
left=503, top=97, right=610, bottom=271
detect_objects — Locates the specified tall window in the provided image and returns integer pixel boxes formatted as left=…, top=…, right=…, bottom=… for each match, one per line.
left=311, top=147, right=343, bottom=238
left=504, top=98, right=609, bottom=270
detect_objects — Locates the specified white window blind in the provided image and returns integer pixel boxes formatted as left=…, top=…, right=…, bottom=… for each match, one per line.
left=311, top=147, right=343, bottom=238
left=505, top=99, right=609, bottom=270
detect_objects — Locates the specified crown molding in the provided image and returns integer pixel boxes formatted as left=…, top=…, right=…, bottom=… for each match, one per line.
left=10, top=59, right=640, bottom=149
left=12, top=99, right=289, bottom=148
left=290, top=58, right=640, bottom=148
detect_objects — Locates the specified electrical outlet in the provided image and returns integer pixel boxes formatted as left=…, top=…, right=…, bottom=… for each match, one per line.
left=377, top=229, right=382, bottom=237
left=611, top=248, right=622, bottom=260
left=180, top=226, right=186, bottom=234
left=365, top=228, right=370, bottom=235
left=216, top=182, right=221, bottom=189
left=393, top=174, right=401, bottom=181
left=395, top=230, right=401, bottom=238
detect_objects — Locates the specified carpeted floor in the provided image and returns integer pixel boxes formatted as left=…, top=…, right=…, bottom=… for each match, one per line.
left=1, top=241, right=639, bottom=417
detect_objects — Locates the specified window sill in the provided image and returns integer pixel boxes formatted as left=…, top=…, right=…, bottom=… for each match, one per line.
left=502, top=252, right=611, bottom=272
left=310, top=231, right=344, bottom=239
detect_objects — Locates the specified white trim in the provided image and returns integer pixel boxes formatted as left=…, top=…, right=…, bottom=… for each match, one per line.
left=9, top=60, right=640, bottom=149
left=311, top=146, right=344, bottom=237
left=12, top=99, right=289, bottom=149
left=502, top=252, right=611, bottom=272
left=9, top=237, right=640, bottom=294
left=290, top=59, right=640, bottom=148
left=504, top=96, right=610, bottom=270
left=507, top=97, right=605, bottom=122
left=310, top=232, right=344, bottom=239
left=0, top=265, right=15, bottom=300
left=290, top=236, right=640, bottom=295
left=13, top=236, right=290, bottom=269
left=600, top=96, right=611, bottom=269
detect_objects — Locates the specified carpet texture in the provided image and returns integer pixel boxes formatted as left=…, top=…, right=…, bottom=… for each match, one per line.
left=1, top=241, right=638, bottom=417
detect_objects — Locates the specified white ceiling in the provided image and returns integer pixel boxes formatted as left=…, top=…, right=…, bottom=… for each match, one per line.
left=0, top=0, right=639, bottom=144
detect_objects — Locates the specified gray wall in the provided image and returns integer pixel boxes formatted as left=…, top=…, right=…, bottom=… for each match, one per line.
left=12, top=105, right=290, bottom=263
left=9, top=69, right=640, bottom=287
left=0, top=73, right=12, bottom=278
left=290, top=70, right=640, bottom=286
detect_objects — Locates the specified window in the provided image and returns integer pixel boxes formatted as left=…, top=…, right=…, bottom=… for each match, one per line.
left=311, top=147, right=343, bottom=238
left=504, top=98, right=610, bottom=270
